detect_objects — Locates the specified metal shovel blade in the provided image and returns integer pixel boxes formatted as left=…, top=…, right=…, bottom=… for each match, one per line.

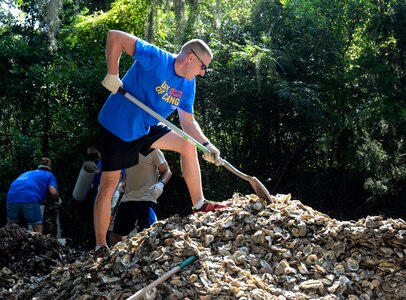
left=249, top=176, right=272, bottom=202
left=221, top=159, right=272, bottom=203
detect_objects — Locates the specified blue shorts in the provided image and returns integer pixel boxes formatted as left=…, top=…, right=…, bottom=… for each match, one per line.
left=7, top=202, right=43, bottom=225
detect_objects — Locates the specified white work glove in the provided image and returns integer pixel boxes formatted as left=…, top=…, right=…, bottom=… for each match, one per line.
left=203, top=143, right=222, bottom=166
left=150, top=181, right=165, bottom=199
left=101, top=73, right=123, bottom=94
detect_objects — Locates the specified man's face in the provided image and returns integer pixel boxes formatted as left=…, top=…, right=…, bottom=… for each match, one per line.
left=186, top=50, right=211, bottom=80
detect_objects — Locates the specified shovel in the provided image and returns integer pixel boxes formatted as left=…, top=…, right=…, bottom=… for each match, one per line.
left=118, top=87, right=272, bottom=203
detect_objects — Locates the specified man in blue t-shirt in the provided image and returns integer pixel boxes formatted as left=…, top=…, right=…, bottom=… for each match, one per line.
left=6, top=157, right=59, bottom=233
left=94, top=30, right=229, bottom=255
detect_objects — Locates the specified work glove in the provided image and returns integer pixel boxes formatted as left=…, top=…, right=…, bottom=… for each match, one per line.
left=150, top=181, right=165, bottom=199
left=203, top=143, right=222, bottom=166
left=101, top=73, right=123, bottom=94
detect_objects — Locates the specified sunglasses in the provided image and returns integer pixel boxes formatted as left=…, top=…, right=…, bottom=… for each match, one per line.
left=190, top=49, right=208, bottom=71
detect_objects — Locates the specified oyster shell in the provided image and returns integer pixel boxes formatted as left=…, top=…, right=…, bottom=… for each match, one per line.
left=1, top=193, right=405, bottom=299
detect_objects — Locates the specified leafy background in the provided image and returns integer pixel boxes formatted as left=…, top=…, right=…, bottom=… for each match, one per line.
left=0, top=0, right=405, bottom=247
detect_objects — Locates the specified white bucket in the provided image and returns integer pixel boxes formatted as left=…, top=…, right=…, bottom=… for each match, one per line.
left=72, top=161, right=99, bottom=201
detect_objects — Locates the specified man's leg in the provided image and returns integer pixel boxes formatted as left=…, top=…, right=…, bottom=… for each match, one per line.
left=23, top=203, right=44, bottom=234
left=6, top=203, right=21, bottom=227
left=94, top=170, right=121, bottom=247
left=152, top=131, right=203, bottom=205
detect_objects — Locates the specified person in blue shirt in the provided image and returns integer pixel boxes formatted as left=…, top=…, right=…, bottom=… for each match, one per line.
left=6, top=157, right=59, bottom=233
left=94, top=30, right=229, bottom=256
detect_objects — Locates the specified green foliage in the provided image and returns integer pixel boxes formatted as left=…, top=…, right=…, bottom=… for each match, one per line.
left=1, top=0, right=406, bottom=229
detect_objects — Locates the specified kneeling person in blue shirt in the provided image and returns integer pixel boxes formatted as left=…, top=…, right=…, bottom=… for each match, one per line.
left=6, top=157, right=59, bottom=233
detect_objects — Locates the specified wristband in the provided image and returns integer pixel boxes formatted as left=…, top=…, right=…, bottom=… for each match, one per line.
left=202, top=141, right=210, bottom=147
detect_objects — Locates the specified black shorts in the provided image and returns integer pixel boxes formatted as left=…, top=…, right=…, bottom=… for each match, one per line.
left=112, top=201, right=156, bottom=236
left=99, top=123, right=170, bottom=171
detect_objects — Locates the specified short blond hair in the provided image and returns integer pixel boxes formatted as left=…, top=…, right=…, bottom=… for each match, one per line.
left=181, top=39, right=213, bottom=58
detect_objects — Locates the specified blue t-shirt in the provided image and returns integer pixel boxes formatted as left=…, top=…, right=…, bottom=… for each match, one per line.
left=98, top=39, right=196, bottom=141
left=7, top=169, right=58, bottom=204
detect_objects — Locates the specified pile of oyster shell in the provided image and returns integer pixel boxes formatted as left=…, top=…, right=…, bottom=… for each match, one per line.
left=0, top=224, right=75, bottom=296
left=1, top=193, right=406, bottom=299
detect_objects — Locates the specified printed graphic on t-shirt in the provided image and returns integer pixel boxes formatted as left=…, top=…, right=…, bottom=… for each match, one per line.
left=155, top=81, right=183, bottom=110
